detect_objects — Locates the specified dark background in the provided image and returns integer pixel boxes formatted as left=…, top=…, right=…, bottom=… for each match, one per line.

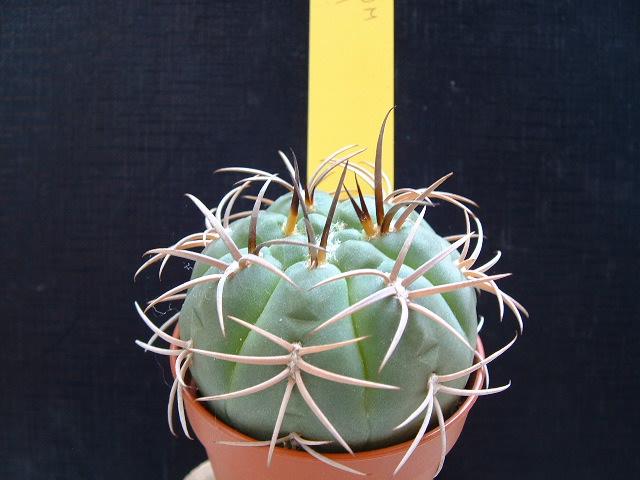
left=1, top=1, right=638, bottom=478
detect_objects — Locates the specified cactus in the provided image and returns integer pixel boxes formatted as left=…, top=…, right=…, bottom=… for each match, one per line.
left=135, top=113, right=527, bottom=476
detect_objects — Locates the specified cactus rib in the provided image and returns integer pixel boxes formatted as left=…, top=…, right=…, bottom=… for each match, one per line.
left=393, top=334, right=517, bottom=475
left=188, top=314, right=397, bottom=459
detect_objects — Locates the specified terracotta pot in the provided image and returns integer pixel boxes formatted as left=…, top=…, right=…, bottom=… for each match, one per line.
left=170, top=331, right=485, bottom=480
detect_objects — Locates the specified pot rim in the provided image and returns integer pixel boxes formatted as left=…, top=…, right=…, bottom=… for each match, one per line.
left=172, top=328, right=485, bottom=461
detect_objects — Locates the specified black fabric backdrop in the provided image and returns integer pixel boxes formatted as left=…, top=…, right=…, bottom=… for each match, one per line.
left=1, top=1, right=638, bottom=478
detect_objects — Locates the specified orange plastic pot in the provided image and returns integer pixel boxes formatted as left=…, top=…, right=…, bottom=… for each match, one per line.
left=170, top=330, right=485, bottom=480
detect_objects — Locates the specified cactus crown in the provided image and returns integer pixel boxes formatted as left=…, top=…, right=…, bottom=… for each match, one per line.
left=135, top=113, right=527, bottom=476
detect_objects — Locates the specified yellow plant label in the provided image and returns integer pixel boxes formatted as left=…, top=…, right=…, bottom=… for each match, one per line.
left=307, top=0, right=394, bottom=193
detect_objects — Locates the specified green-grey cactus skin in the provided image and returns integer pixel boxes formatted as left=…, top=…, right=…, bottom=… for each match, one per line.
left=179, top=191, right=477, bottom=452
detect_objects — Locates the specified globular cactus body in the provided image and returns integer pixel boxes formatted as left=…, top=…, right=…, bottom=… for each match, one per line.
left=136, top=117, right=526, bottom=475
left=181, top=191, right=476, bottom=451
